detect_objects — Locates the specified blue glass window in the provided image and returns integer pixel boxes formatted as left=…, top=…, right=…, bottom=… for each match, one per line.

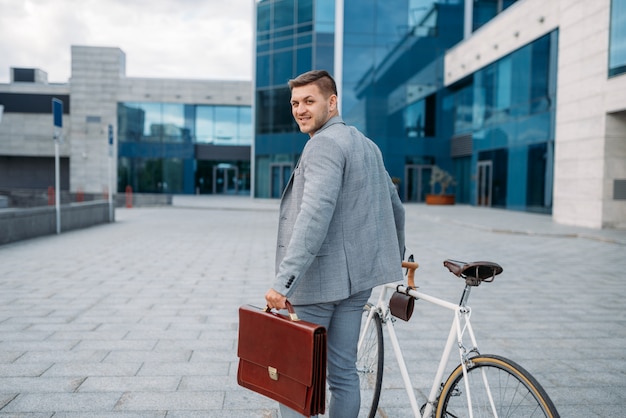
left=404, top=100, right=426, bottom=138
left=239, top=107, right=253, bottom=143
left=257, top=54, right=271, bottom=87
left=473, top=0, right=519, bottom=32
left=256, top=90, right=273, bottom=135
left=117, top=102, right=185, bottom=143
left=609, top=0, right=626, bottom=77
left=119, top=102, right=251, bottom=146
left=315, top=0, right=335, bottom=33
left=274, top=0, right=295, bottom=29
left=469, top=33, right=554, bottom=132
left=452, top=84, right=473, bottom=135
left=402, top=94, right=435, bottom=138
left=160, top=103, right=185, bottom=142
left=196, top=106, right=215, bottom=143
left=272, top=50, right=294, bottom=85
left=298, top=0, right=313, bottom=24
left=297, top=46, right=313, bottom=74
left=273, top=37, right=295, bottom=50
left=257, top=2, right=271, bottom=33
left=214, top=106, right=238, bottom=143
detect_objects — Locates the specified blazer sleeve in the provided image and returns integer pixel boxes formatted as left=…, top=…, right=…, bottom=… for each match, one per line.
left=272, top=136, right=345, bottom=297
left=389, top=175, right=405, bottom=258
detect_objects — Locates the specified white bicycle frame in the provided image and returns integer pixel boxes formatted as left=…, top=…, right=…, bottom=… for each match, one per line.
left=359, top=282, right=486, bottom=418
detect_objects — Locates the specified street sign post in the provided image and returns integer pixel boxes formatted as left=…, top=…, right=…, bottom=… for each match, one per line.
left=52, top=98, right=63, bottom=234
left=108, top=124, right=114, bottom=222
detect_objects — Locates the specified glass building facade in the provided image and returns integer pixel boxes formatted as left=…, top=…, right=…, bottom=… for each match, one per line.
left=117, top=102, right=252, bottom=195
left=447, top=32, right=558, bottom=212
left=255, top=0, right=336, bottom=197
left=609, top=0, right=626, bottom=77
left=254, top=0, right=466, bottom=199
left=254, top=0, right=557, bottom=214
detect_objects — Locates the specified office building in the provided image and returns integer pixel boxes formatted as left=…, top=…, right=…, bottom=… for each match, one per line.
left=0, top=46, right=252, bottom=199
left=253, top=0, right=626, bottom=228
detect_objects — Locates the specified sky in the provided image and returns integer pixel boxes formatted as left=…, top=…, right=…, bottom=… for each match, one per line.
left=0, top=0, right=254, bottom=84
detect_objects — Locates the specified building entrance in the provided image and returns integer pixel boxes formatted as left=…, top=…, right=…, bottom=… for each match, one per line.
left=270, top=163, right=292, bottom=198
left=213, top=164, right=239, bottom=194
left=477, top=160, right=493, bottom=207
left=404, top=164, right=432, bottom=202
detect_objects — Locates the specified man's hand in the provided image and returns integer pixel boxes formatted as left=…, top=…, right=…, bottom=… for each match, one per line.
left=265, top=288, right=287, bottom=310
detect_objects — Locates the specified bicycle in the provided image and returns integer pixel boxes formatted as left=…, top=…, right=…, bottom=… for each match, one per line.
left=356, top=258, right=560, bottom=418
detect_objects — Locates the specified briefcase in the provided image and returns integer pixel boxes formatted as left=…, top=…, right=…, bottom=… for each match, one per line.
left=237, top=302, right=327, bottom=416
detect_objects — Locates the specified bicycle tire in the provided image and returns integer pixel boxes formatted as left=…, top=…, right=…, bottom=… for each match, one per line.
left=436, top=354, right=560, bottom=418
left=356, top=303, right=384, bottom=418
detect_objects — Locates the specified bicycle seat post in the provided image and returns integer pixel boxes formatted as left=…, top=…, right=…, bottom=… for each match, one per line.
left=459, top=284, right=472, bottom=307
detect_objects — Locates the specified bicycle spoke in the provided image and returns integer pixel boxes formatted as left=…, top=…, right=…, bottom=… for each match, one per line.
left=438, top=356, right=559, bottom=418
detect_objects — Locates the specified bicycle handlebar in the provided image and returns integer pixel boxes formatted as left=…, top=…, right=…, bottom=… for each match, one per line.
left=401, top=261, right=419, bottom=288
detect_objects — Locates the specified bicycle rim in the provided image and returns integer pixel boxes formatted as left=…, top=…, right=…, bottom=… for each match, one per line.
left=356, top=303, right=384, bottom=418
left=436, top=355, right=560, bottom=418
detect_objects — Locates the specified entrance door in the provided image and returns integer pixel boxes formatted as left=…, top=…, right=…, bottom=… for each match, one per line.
left=404, top=165, right=432, bottom=202
left=213, top=164, right=239, bottom=194
left=476, top=160, right=493, bottom=207
left=270, top=163, right=293, bottom=198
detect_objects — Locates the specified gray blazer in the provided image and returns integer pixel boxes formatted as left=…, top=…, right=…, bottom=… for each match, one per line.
left=273, top=116, right=405, bottom=304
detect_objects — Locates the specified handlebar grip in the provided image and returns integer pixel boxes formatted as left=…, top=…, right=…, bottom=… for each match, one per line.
left=401, top=261, right=419, bottom=288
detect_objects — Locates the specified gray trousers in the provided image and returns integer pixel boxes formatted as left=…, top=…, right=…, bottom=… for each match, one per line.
left=279, top=289, right=372, bottom=418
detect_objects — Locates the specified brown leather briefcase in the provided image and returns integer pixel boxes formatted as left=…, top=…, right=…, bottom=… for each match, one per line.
left=237, top=302, right=327, bottom=416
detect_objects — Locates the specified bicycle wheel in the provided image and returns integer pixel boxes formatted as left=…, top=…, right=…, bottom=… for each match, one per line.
left=356, top=303, right=384, bottom=418
left=436, top=354, right=559, bottom=418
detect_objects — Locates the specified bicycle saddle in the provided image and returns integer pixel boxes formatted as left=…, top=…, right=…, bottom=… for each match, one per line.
left=443, top=259, right=503, bottom=286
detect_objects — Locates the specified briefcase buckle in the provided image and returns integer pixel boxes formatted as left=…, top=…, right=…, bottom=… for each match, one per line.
left=268, top=366, right=278, bottom=381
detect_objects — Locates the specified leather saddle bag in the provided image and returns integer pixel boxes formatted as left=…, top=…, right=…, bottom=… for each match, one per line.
left=237, top=301, right=327, bottom=416
left=389, top=286, right=415, bottom=321
left=391, top=259, right=419, bottom=321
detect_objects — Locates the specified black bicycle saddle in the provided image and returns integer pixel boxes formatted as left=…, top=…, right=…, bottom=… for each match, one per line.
left=443, top=259, right=503, bottom=282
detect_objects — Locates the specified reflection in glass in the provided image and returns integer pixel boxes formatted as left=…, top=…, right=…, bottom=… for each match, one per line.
left=196, top=106, right=215, bottom=143
left=215, top=106, right=238, bottom=143
left=119, top=102, right=251, bottom=146
left=465, top=33, right=554, bottom=134
left=404, top=100, right=426, bottom=138
left=609, top=0, right=626, bottom=77
left=315, top=0, right=335, bottom=33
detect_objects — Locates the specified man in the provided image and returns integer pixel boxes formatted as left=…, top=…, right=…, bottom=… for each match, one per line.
left=265, top=70, right=405, bottom=418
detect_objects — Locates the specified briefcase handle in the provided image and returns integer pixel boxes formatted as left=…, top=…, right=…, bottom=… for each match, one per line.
left=264, top=300, right=300, bottom=321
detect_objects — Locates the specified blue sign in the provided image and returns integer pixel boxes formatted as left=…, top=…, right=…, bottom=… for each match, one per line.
left=52, top=98, right=63, bottom=128
left=108, top=124, right=113, bottom=145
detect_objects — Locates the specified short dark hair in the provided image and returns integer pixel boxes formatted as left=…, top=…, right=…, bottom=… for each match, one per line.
left=288, top=70, right=338, bottom=97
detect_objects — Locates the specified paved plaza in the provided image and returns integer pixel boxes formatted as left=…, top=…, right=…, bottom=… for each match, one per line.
left=0, top=196, right=624, bottom=417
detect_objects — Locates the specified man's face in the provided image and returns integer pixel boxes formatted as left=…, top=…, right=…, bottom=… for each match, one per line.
left=290, top=83, right=337, bottom=137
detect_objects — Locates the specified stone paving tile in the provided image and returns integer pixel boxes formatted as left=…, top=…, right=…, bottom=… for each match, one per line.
left=0, top=376, right=84, bottom=392
left=113, top=391, right=223, bottom=411
left=52, top=414, right=165, bottom=418
left=136, top=361, right=229, bottom=377
left=0, top=198, right=623, bottom=416
left=77, top=376, right=181, bottom=392
left=0, top=364, right=51, bottom=378
left=1, top=393, right=122, bottom=413
left=42, top=362, right=142, bottom=378
left=103, top=350, right=192, bottom=363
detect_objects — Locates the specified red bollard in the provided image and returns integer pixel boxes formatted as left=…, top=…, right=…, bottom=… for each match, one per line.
left=76, top=188, right=84, bottom=202
left=48, top=186, right=55, bottom=205
left=125, top=185, right=133, bottom=208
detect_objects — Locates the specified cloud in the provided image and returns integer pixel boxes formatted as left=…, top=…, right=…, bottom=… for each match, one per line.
left=0, top=0, right=253, bottom=83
